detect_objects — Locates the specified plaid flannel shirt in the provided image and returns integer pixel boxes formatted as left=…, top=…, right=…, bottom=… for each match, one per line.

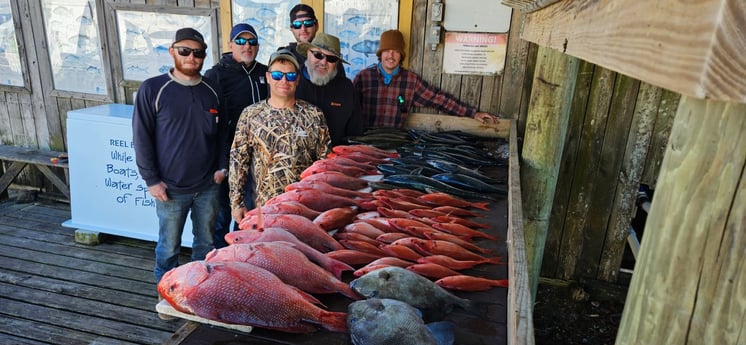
left=353, top=64, right=477, bottom=128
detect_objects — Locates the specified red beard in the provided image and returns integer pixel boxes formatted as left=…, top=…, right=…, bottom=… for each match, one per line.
left=174, top=58, right=203, bottom=77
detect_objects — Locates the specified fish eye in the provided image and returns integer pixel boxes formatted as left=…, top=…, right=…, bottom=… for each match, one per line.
left=379, top=271, right=391, bottom=280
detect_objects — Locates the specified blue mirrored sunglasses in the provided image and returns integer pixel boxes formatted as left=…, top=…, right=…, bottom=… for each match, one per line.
left=234, top=37, right=258, bottom=46
left=291, top=19, right=316, bottom=29
left=269, top=71, right=298, bottom=82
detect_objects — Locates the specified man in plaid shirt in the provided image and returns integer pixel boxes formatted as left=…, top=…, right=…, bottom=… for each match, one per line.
left=353, top=30, right=498, bottom=129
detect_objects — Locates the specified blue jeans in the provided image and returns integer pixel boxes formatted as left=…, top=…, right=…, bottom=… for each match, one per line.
left=154, top=183, right=219, bottom=283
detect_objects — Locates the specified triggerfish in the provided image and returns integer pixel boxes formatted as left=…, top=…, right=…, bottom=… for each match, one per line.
left=348, top=298, right=454, bottom=345
left=350, top=266, right=478, bottom=321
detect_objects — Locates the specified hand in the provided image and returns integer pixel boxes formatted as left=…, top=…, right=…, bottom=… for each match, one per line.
left=148, top=182, right=168, bottom=201
left=231, top=206, right=247, bottom=224
left=474, top=112, right=499, bottom=124
left=214, top=168, right=228, bottom=184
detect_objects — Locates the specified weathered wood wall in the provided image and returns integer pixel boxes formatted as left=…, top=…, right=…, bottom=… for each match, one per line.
left=1, top=0, right=677, bottom=283
left=539, top=61, right=678, bottom=282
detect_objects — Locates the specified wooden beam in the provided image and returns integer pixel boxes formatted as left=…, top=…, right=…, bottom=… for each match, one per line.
left=616, top=98, right=746, bottom=344
left=518, top=0, right=746, bottom=103
left=598, top=81, right=660, bottom=281
left=519, top=46, right=578, bottom=300
left=404, top=113, right=510, bottom=138
left=506, top=121, right=535, bottom=345
left=219, top=0, right=231, bottom=53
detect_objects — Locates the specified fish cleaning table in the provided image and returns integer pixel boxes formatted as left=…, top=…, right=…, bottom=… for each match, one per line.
left=159, top=116, right=532, bottom=345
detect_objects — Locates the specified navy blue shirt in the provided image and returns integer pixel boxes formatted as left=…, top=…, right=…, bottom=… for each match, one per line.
left=132, top=70, right=225, bottom=193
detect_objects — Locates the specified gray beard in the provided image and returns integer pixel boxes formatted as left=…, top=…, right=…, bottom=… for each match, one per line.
left=306, top=61, right=337, bottom=86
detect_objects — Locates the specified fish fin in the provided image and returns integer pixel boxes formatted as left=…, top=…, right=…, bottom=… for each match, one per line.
left=426, top=321, right=455, bottom=345
left=458, top=299, right=490, bottom=319
left=291, top=286, right=326, bottom=308
left=318, top=311, right=349, bottom=333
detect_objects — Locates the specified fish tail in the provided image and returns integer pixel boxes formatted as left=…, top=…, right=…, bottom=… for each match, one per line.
left=472, top=201, right=490, bottom=210
left=459, top=298, right=489, bottom=319
left=426, top=321, right=455, bottom=345
left=493, top=279, right=509, bottom=288
left=485, top=256, right=506, bottom=265
left=323, top=259, right=355, bottom=280
left=320, top=311, right=349, bottom=333
left=340, top=284, right=364, bottom=300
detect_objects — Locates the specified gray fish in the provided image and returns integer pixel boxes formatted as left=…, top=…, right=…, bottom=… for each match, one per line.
left=348, top=298, right=454, bottom=345
left=382, top=174, right=496, bottom=201
left=349, top=266, right=475, bottom=321
left=431, top=173, right=507, bottom=194
left=426, top=159, right=504, bottom=184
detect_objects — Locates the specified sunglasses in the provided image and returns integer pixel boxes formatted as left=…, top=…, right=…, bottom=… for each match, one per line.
left=234, top=37, right=258, bottom=46
left=309, top=50, right=340, bottom=63
left=174, top=46, right=206, bottom=59
left=269, top=71, right=299, bottom=82
left=291, top=19, right=316, bottom=29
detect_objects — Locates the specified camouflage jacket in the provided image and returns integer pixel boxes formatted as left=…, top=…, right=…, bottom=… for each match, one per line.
left=229, top=99, right=331, bottom=208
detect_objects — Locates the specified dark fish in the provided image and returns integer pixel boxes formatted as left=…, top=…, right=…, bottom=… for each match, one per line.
left=382, top=174, right=496, bottom=201
left=377, top=164, right=413, bottom=176
left=390, top=156, right=430, bottom=166
left=397, top=150, right=469, bottom=167
left=348, top=298, right=454, bottom=345
left=426, top=159, right=504, bottom=184
left=408, top=166, right=442, bottom=177
left=413, top=131, right=472, bottom=146
left=349, top=266, right=477, bottom=321
left=368, top=181, right=404, bottom=191
left=431, top=173, right=507, bottom=194
left=348, top=136, right=412, bottom=150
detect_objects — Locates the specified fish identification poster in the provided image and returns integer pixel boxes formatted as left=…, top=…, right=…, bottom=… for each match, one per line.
left=324, top=0, right=398, bottom=79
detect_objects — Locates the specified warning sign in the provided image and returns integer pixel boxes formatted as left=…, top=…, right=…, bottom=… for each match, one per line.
left=443, top=32, right=507, bottom=76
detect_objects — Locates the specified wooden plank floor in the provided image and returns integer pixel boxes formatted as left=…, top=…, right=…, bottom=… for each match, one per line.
left=0, top=197, right=188, bottom=345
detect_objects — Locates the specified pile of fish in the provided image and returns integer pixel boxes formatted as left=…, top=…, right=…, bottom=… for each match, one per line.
left=157, top=132, right=509, bottom=340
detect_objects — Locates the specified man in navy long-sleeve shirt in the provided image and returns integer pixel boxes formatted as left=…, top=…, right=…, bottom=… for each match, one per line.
left=132, top=28, right=227, bottom=285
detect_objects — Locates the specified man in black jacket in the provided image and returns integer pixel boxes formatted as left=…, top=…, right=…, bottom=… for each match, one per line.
left=296, top=33, right=363, bottom=147
left=204, top=23, right=268, bottom=247
left=278, top=4, right=345, bottom=77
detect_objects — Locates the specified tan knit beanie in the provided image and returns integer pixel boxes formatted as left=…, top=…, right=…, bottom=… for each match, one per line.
left=376, top=30, right=406, bottom=60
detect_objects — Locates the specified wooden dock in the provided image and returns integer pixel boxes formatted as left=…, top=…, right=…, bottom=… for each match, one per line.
left=0, top=198, right=187, bottom=345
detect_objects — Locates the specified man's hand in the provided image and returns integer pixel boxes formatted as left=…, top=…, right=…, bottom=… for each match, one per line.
left=232, top=206, right=248, bottom=224
left=214, top=168, right=228, bottom=184
left=148, top=182, right=168, bottom=201
left=474, top=111, right=499, bottom=124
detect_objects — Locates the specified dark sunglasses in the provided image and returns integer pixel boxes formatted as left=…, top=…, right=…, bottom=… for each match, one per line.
left=234, top=37, right=258, bottom=46
left=291, top=19, right=316, bottom=29
left=309, top=50, right=340, bottom=63
left=173, top=46, right=206, bottom=59
left=269, top=71, right=299, bottom=82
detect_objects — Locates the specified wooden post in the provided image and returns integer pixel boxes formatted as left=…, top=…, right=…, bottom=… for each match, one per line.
left=616, top=97, right=746, bottom=344
left=520, top=46, right=578, bottom=301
